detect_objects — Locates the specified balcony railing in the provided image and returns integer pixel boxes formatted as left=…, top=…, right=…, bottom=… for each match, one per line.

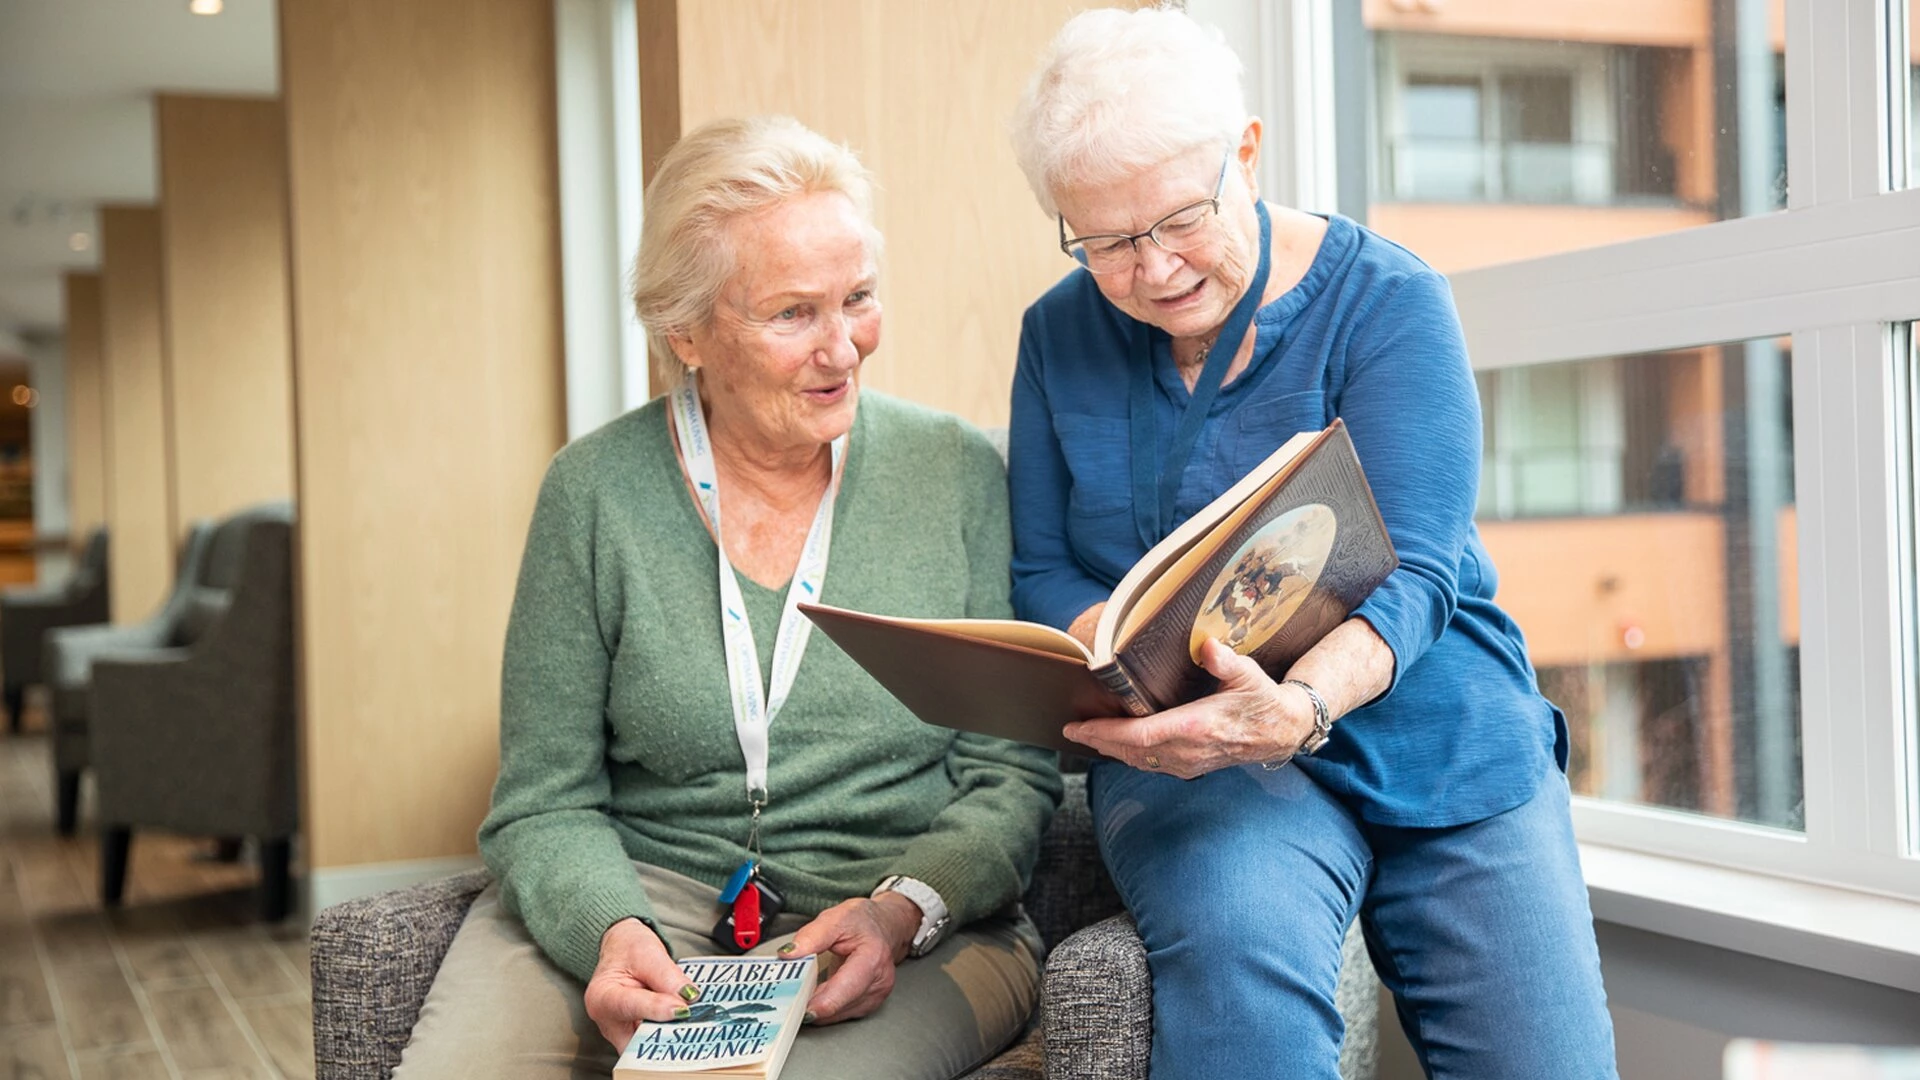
left=1387, top=137, right=1617, bottom=205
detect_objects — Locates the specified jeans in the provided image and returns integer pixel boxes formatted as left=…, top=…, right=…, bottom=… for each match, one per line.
left=1089, top=759, right=1618, bottom=1080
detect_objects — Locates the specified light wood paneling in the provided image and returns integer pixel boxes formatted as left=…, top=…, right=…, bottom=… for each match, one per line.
left=280, top=0, right=566, bottom=868
left=671, top=1, right=1101, bottom=426
left=637, top=0, right=682, bottom=188
left=62, top=272, right=108, bottom=540
left=98, top=205, right=174, bottom=622
left=157, top=95, right=295, bottom=528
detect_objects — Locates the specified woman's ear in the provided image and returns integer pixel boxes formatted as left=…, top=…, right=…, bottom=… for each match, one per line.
left=667, top=332, right=702, bottom=373
left=1237, top=118, right=1264, bottom=199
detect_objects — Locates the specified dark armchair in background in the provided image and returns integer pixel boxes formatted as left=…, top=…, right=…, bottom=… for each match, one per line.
left=89, top=503, right=298, bottom=920
left=43, top=521, right=217, bottom=835
left=1, top=527, right=109, bottom=733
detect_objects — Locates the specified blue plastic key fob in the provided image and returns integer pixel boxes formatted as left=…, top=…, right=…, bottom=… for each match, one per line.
left=719, top=860, right=756, bottom=904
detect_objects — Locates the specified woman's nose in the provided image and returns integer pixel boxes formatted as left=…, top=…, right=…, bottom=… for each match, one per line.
left=816, top=311, right=861, bottom=369
left=1133, top=240, right=1184, bottom=286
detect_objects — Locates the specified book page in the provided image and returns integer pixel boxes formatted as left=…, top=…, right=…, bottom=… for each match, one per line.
left=1106, top=422, right=1397, bottom=710
left=836, top=614, right=1092, bottom=662
left=1099, top=428, right=1322, bottom=652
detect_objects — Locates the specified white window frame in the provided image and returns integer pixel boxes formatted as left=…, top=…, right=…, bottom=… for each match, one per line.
left=1209, top=0, right=1920, bottom=987
left=554, top=0, right=649, bottom=439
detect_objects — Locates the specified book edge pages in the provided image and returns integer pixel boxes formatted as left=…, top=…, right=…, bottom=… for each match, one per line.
left=756, top=963, right=819, bottom=1080
left=797, top=603, right=1094, bottom=665
left=1097, top=425, right=1329, bottom=656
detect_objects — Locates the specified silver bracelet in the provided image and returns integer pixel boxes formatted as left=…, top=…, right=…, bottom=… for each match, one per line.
left=1261, top=679, right=1334, bottom=771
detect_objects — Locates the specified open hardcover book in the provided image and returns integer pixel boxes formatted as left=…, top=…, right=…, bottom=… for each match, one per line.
left=801, top=420, right=1397, bottom=753
left=613, top=956, right=818, bottom=1079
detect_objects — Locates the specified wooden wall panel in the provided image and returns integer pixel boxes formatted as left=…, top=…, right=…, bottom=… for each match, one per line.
left=97, top=206, right=174, bottom=622
left=61, top=273, right=107, bottom=540
left=157, top=95, right=295, bottom=528
left=281, top=0, right=566, bottom=869
left=672, top=1, right=1101, bottom=426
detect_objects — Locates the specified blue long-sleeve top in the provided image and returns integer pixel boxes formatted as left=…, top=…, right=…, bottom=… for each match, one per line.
left=1009, top=213, right=1566, bottom=828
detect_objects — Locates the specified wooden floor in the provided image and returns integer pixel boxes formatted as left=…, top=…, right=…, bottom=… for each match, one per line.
left=0, top=705, right=312, bottom=1079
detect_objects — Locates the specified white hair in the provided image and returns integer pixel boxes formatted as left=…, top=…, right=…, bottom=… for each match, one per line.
left=630, top=116, right=880, bottom=390
left=1010, top=4, right=1248, bottom=217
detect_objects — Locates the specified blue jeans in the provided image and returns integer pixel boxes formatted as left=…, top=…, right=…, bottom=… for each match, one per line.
left=1089, top=760, right=1617, bottom=1080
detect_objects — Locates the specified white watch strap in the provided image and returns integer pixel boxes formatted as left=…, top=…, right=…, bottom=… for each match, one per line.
left=871, top=875, right=948, bottom=950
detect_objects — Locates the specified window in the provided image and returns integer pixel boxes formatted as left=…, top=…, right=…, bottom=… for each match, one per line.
left=1199, top=0, right=1920, bottom=988
left=1379, top=35, right=1614, bottom=208
left=1907, top=324, right=1920, bottom=857
left=1909, top=60, right=1918, bottom=185
left=1904, top=3, right=1918, bottom=186
left=1367, top=9, right=1786, bottom=274
left=1245, top=0, right=1920, bottom=918
left=1476, top=342, right=1801, bottom=830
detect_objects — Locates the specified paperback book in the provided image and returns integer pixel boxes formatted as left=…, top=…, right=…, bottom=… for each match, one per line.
left=613, top=955, right=818, bottom=1079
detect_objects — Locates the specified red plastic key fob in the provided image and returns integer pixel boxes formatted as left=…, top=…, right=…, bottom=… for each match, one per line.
left=731, top=877, right=762, bottom=950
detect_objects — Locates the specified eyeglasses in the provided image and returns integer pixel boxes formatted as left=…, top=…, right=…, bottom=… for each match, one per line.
left=1058, top=148, right=1231, bottom=275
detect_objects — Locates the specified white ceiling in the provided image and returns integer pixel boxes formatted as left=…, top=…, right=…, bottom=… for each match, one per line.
left=0, top=0, right=278, bottom=344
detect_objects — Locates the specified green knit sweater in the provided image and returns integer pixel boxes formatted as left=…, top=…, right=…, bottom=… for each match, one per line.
left=479, top=391, right=1063, bottom=982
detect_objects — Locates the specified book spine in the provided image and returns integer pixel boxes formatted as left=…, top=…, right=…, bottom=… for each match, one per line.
left=1090, top=659, right=1156, bottom=718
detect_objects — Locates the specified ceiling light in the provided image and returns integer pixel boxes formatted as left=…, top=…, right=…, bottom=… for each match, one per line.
left=68, top=232, right=91, bottom=252
left=11, top=387, right=37, bottom=408
left=189, top=0, right=223, bottom=15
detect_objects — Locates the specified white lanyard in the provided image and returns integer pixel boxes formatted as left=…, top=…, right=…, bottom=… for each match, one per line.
left=671, top=376, right=845, bottom=812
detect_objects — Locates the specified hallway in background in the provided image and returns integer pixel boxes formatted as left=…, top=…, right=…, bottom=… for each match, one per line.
left=0, top=703, right=311, bottom=1080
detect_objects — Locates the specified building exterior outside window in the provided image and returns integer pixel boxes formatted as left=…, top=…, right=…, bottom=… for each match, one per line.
left=1361, top=1, right=1805, bottom=829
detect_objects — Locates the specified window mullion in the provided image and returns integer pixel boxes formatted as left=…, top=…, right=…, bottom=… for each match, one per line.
left=1788, top=0, right=1894, bottom=208
left=1794, top=323, right=1909, bottom=860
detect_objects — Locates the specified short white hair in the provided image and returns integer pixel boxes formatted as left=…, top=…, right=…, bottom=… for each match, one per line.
left=630, top=115, right=880, bottom=390
left=1010, top=3, right=1248, bottom=217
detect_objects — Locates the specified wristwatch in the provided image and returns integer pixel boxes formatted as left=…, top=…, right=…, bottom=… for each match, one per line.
left=1262, top=679, right=1334, bottom=770
left=871, top=875, right=951, bottom=958
left=1284, top=678, right=1334, bottom=755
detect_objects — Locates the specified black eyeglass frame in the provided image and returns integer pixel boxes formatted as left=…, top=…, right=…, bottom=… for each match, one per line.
left=1057, top=147, right=1233, bottom=272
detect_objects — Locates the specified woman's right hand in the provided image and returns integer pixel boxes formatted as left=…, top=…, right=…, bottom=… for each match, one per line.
left=584, top=917, right=701, bottom=1050
left=1068, top=602, right=1107, bottom=650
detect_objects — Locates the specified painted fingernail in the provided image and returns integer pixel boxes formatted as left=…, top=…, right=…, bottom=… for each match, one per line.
left=673, top=1006, right=691, bottom=1020
left=679, top=984, right=702, bottom=1003
left=802, top=1011, right=818, bottom=1025
left=777, top=942, right=796, bottom=956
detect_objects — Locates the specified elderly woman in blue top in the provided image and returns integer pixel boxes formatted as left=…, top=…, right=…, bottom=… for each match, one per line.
left=1007, top=8, right=1618, bottom=1079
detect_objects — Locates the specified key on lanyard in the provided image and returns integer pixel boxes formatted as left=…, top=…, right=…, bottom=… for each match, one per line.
left=731, top=875, right=763, bottom=951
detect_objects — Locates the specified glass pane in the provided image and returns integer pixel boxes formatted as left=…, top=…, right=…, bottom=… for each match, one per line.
left=1365, top=2, right=1788, bottom=273
left=1910, top=326, right=1919, bottom=855
left=1907, top=3, right=1919, bottom=187
left=1477, top=339, right=1802, bottom=829
left=1402, top=75, right=1486, bottom=199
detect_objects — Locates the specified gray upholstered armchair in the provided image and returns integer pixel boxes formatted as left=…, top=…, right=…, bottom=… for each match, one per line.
left=89, top=502, right=298, bottom=920
left=1, top=526, right=109, bottom=733
left=309, top=772, right=1381, bottom=1080
left=43, top=520, right=218, bottom=835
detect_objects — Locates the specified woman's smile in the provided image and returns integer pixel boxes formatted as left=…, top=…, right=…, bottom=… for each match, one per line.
left=1150, top=278, right=1208, bottom=312
left=802, top=379, right=853, bottom=404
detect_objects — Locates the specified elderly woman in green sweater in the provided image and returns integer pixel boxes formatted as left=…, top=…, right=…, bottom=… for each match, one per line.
left=388, top=116, right=1062, bottom=1080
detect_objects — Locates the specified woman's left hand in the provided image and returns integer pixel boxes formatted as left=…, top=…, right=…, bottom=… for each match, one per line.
left=1063, top=637, right=1314, bottom=778
left=778, top=892, right=922, bottom=1024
